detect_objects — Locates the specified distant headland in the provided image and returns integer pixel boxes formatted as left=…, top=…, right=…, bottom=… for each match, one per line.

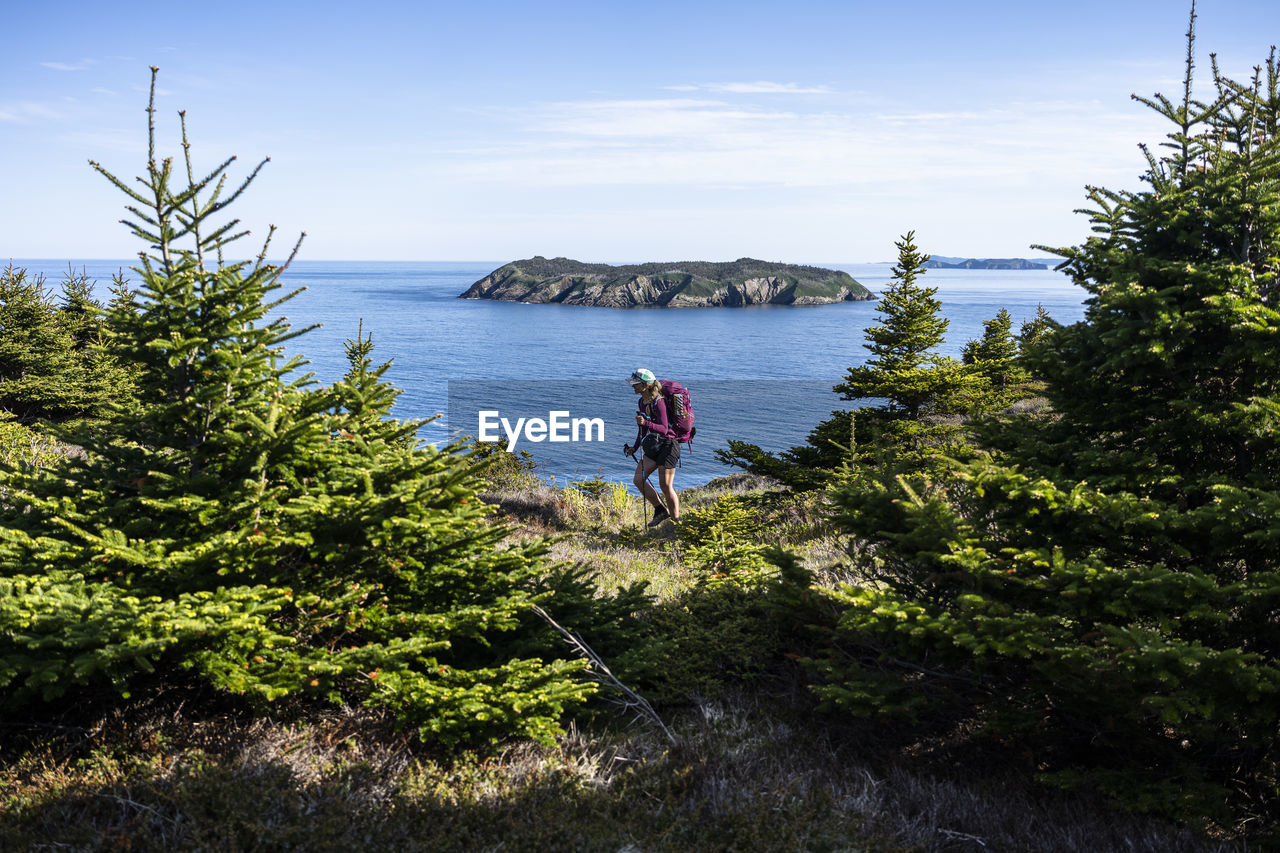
left=459, top=257, right=873, bottom=308
left=922, top=256, right=1051, bottom=270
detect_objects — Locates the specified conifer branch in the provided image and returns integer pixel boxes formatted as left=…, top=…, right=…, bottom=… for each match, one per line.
left=87, top=161, right=152, bottom=206
left=1180, top=0, right=1198, bottom=178
left=255, top=224, right=278, bottom=271
left=146, top=66, right=159, bottom=170
left=200, top=219, right=244, bottom=250
left=179, top=110, right=206, bottom=270
left=207, top=157, right=270, bottom=222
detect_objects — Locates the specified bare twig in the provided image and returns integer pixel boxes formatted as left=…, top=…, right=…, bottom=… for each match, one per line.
left=530, top=604, right=676, bottom=744
left=937, top=827, right=988, bottom=847
left=95, top=792, right=181, bottom=828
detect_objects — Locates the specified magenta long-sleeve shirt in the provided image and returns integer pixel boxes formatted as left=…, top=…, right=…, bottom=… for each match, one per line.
left=634, top=394, right=673, bottom=446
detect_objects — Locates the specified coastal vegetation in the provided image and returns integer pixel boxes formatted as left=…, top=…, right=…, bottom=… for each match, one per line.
left=715, top=231, right=1006, bottom=489
left=3, top=14, right=1279, bottom=850
left=0, top=71, right=629, bottom=750
left=0, top=264, right=134, bottom=425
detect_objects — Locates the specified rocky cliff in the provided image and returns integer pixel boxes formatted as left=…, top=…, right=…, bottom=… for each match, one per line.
left=459, top=257, right=873, bottom=307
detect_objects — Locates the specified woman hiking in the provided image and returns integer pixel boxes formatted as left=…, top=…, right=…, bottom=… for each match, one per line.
left=623, top=368, right=680, bottom=526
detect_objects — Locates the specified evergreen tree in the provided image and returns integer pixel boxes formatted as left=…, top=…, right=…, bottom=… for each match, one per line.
left=837, top=232, right=952, bottom=418
left=0, top=266, right=79, bottom=422
left=961, top=308, right=1025, bottom=398
left=56, top=267, right=137, bottom=419
left=57, top=267, right=101, bottom=345
left=0, top=70, right=593, bottom=745
left=835, top=232, right=982, bottom=466
left=811, top=15, right=1280, bottom=826
left=1015, top=303, right=1058, bottom=360
left=718, top=232, right=981, bottom=486
left=0, top=264, right=134, bottom=423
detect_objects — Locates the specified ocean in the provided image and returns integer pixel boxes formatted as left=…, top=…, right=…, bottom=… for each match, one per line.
left=11, top=259, right=1087, bottom=488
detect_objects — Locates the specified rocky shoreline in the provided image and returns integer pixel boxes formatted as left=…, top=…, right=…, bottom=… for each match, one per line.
left=459, top=257, right=873, bottom=307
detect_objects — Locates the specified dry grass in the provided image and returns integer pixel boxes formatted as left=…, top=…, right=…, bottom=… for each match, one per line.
left=547, top=535, right=692, bottom=602
left=0, top=691, right=1231, bottom=852
left=484, top=472, right=797, bottom=602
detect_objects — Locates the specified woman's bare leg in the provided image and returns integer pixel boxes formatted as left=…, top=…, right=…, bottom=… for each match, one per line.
left=658, top=466, right=679, bottom=520
left=633, top=458, right=665, bottom=511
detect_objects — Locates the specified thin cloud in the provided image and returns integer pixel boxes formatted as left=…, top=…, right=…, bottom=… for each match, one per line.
left=41, top=59, right=96, bottom=71
left=531, top=98, right=794, bottom=139
left=0, top=102, right=66, bottom=124
left=876, top=111, right=988, bottom=122
left=437, top=96, right=1164, bottom=193
left=714, top=81, right=833, bottom=94
left=666, top=81, right=834, bottom=94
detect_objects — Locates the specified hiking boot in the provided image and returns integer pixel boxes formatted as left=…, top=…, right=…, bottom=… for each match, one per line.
left=647, top=507, right=670, bottom=527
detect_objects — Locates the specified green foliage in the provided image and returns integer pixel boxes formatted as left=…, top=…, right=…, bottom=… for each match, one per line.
left=716, top=409, right=857, bottom=491
left=961, top=308, right=1026, bottom=401
left=813, top=22, right=1280, bottom=829
left=558, top=476, right=635, bottom=528
left=1016, top=303, right=1059, bottom=363
left=677, top=495, right=775, bottom=589
left=0, top=71, right=594, bottom=747
left=0, top=265, right=133, bottom=424
left=837, top=232, right=952, bottom=416
left=541, top=490, right=814, bottom=705
left=719, top=232, right=984, bottom=488
left=625, top=586, right=787, bottom=703
left=835, top=232, right=984, bottom=446
left=464, top=436, right=542, bottom=492
left=0, top=415, right=66, bottom=470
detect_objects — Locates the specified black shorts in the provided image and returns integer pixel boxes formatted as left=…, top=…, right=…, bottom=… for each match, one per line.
left=640, top=433, right=680, bottom=469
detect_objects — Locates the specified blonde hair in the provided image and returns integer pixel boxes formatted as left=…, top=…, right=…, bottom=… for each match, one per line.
left=639, top=380, right=662, bottom=403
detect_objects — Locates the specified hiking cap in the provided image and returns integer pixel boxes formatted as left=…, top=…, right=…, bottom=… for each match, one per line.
left=629, top=368, right=656, bottom=385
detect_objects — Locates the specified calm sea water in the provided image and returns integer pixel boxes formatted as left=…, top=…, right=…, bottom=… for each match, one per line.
left=12, top=259, right=1086, bottom=488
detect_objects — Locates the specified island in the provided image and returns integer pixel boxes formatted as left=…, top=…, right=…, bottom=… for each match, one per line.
left=459, top=257, right=873, bottom=307
left=922, top=257, right=1050, bottom=270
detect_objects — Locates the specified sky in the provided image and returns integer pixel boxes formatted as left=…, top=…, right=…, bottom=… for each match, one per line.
left=3, top=0, right=1278, bottom=263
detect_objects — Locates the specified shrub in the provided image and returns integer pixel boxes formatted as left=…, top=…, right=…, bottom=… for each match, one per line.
left=678, top=495, right=775, bottom=589
left=0, top=265, right=133, bottom=424
left=464, top=436, right=542, bottom=492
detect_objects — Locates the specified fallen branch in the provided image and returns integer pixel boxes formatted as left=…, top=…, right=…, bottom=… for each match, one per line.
left=531, top=604, right=676, bottom=745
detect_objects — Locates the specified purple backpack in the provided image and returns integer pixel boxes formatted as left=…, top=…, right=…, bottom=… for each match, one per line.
left=659, top=379, right=696, bottom=446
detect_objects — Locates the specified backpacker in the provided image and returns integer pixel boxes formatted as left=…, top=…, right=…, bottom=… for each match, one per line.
left=659, top=379, right=696, bottom=448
